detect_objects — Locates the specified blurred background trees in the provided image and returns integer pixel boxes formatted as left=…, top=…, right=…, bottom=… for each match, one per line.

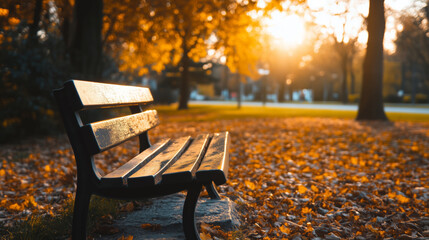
left=395, top=2, right=429, bottom=104
left=0, top=0, right=70, bottom=141
left=1, top=0, right=429, bottom=140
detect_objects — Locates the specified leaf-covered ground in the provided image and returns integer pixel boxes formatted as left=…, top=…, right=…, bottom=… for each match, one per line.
left=1, top=118, right=428, bottom=239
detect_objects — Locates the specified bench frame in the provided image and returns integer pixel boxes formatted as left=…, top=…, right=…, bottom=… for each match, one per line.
left=53, top=80, right=229, bottom=240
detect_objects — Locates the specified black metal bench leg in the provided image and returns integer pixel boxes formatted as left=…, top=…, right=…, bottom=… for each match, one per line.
left=72, top=187, right=91, bottom=240
left=183, top=181, right=203, bottom=240
left=204, top=181, right=221, bottom=200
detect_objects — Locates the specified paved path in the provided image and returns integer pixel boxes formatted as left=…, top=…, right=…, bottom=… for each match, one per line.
left=190, top=101, right=429, bottom=115
left=96, top=194, right=240, bottom=240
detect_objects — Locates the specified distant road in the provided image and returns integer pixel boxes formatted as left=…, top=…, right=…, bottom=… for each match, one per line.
left=190, top=101, right=429, bottom=115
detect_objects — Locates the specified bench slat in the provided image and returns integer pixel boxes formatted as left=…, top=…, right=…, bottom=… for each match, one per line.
left=196, top=132, right=230, bottom=185
left=127, top=136, right=192, bottom=187
left=101, top=139, right=171, bottom=187
left=161, top=134, right=211, bottom=184
left=81, top=110, right=159, bottom=154
left=64, top=80, right=153, bottom=110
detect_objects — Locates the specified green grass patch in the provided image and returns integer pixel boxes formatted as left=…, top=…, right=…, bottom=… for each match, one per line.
left=155, top=104, right=356, bottom=120
left=385, top=112, right=429, bottom=122
left=1, top=196, right=121, bottom=240
left=155, top=104, right=428, bottom=122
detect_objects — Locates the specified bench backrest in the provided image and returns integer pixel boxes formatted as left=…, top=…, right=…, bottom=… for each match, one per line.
left=53, top=80, right=159, bottom=180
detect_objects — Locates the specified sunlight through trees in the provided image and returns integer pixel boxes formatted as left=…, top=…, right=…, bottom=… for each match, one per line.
left=1, top=0, right=428, bottom=136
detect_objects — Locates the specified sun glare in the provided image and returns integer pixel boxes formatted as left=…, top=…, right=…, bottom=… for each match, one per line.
left=264, top=11, right=306, bottom=48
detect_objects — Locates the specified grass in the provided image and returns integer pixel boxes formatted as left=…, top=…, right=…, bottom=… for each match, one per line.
left=155, top=103, right=429, bottom=122
left=2, top=196, right=121, bottom=240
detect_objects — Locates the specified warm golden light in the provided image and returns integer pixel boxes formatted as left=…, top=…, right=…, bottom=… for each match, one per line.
left=264, top=11, right=306, bottom=48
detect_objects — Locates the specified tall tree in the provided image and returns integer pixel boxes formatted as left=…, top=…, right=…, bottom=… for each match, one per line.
left=0, top=0, right=70, bottom=140
left=217, top=3, right=262, bottom=108
left=356, top=0, right=388, bottom=120
left=306, top=0, right=364, bottom=103
left=333, top=35, right=358, bottom=103
left=169, top=0, right=260, bottom=109
left=108, top=0, right=261, bottom=110
left=28, top=0, right=42, bottom=46
left=0, top=1, right=33, bottom=29
left=395, top=2, right=429, bottom=96
left=69, top=0, right=103, bottom=80
left=102, top=0, right=172, bottom=75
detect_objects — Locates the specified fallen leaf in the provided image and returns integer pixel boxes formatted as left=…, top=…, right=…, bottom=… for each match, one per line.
left=200, top=232, right=212, bottom=240
left=245, top=180, right=256, bottom=190
left=297, top=185, right=307, bottom=194
left=140, top=223, right=161, bottom=231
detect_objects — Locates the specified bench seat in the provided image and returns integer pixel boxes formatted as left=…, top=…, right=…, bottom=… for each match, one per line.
left=100, top=132, right=229, bottom=189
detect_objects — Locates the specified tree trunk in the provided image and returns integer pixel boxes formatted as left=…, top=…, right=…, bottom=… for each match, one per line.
left=411, top=65, right=417, bottom=104
left=400, top=62, right=407, bottom=92
left=341, top=56, right=348, bottom=103
left=349, top=58, right=356, bottom=94
left=278, top=77, right=285, bottom=102
left=261, top=76, right=267, bottom=106
left=69, top=0, right=103, bottom=81
left=237, top=74, right=242, bottom=109
left=223, top=65, right=229, bottom=99
left=178, top=42, right=190, bottom=110
left=28, top=0, right=43, bottom=46
left=356, top=0, right=388, bottom=121
left=323, top=79, right=329, bottom=101
left=60, top=0, right=73, bottom=50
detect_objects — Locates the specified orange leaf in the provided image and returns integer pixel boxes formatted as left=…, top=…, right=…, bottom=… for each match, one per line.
left=117, top=236, right=133, bottom=240
left=44, top=165, right=51, bottom=172
left=8, top=203, right=22, bottom=211
left=279, top=224, right=290, bottom=234
left=396, top=194, right=410, bottom=204
left=121, top=202, right=135, bottom=212
left=297, top=185, right=307, bottom=194
left=311, top=185, right=319, bottom=193
left=200, top=232, right=212, bottom=240
left=245, top=180, right=256, bottom=190
left=141, top=223, right=161, bottom=231
left=302, top=207, right=312, bottom=214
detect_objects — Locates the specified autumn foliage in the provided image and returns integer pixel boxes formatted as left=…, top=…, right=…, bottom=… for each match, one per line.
left=1, top=117, right=428, bottom=239
left=226, top=118, right=428, bottom=239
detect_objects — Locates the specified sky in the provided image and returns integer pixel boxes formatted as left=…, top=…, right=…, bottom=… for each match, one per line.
left=384, top=0, right=426, bottom=52
left=386, top=0, right=426, bottom=12
left=263, top=0, right=426, bottom=53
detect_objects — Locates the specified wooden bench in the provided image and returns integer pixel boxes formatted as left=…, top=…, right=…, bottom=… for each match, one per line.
left=53, top=80, right=230, bottom=240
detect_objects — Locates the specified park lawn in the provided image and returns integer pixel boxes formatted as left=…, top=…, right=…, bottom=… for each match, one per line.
left=155, top=104, right=429, bottom=122
left=0, top=106, right=428, bottom=239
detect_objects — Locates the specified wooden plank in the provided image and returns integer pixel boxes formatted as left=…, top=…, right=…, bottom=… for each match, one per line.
left=196, top=132, right=230, bottom=185
left=101, top=139, right=171, bottom=187
left=81, top=110, right=159, bottom=154
left=127, top=136, right=192, bottom=187
left=161, top=134, right=211, bottom=184
left=64, top=80, right=153, bottom=110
